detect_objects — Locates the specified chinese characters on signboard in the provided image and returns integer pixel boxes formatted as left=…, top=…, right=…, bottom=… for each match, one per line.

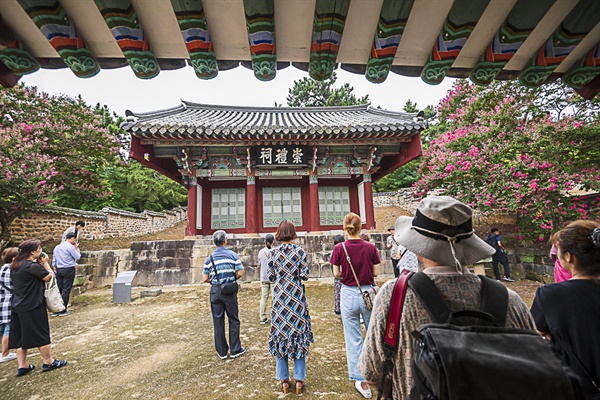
left=254, top=145, right=308, bottom=166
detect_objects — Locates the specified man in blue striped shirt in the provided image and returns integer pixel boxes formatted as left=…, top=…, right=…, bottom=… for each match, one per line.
left=51, top=232, right=81, bottom=316
left=202, top=230, right=245, bottom=360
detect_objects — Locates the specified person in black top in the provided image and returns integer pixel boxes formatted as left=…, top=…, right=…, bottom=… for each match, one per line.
left=486, top=228, right=514, bottom=282
left=531, top=220, right=600, bottom=399
left=9, top=240, right=67, bottom=377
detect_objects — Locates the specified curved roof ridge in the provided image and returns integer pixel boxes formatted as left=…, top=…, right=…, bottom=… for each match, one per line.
left=125, top=104, right=188, bottom=119
left=181, top=100, right=371, bottom=113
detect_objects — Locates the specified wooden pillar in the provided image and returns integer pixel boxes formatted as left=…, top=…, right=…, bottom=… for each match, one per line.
left=363, top=173, right=375, bottom=230
left=246, top=174, right=258, bottom=235
left=309, top=174, right=321, bottom=233
left=186, top=176, right=197, bottom=237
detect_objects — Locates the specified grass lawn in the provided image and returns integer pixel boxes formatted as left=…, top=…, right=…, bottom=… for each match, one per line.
left=0, top=277, right=541, bottom=399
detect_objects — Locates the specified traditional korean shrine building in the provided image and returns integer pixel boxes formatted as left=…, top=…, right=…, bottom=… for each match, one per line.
left=122, top=102, right=426, bottom=236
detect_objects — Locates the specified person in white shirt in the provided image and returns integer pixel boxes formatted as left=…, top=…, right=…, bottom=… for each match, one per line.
left=51, top=233, right=81, bottom=316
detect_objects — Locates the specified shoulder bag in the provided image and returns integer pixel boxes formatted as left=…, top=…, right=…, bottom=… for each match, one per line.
left=45, top=275, right=66, bottom=313
left=210, top=255, right=239, bottom=295
left=341, top=242, right=379, bottom=311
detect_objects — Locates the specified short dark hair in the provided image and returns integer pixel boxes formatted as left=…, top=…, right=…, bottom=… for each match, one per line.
left=65, top=232, right=78, bottom=240
left=491, top=228, right=499, bottom=233
left=265, top=233, right=275, bottom=249
left=333, top=234, right=345, bottom=245
left=76, top=221, right=86, bottom=227
left=275, top=220, right=297, bottom=242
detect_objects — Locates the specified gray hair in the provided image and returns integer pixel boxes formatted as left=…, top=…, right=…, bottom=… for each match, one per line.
left=212, top=230, right=227, bottom=246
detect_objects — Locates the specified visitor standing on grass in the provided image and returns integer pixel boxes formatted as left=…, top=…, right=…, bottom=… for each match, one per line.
left=258, top=234, right=275, bottom=324
left=10, top=240, right=67, bottom=377
left=330, top=212, right=380, bottom=399
left=359, top=196, right=534, bottom=399
left=486, top=227, right=515, bottom=282
left=268, top=220, right=313, bottom=395
left=386, top=226, right=401, bottom=277
left=332, top=234, right=345, bottom=315
left=51, top=232, right=80, bottom=317
left=0, top=247, right=18, bottom=363
left=531, top=221, right=600, bottom=399
left=202, top=230, right=245, bottom=360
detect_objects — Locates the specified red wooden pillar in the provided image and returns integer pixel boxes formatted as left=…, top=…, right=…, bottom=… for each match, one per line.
left=186, top=177, right=197, bottom=236
left=363, top=173, right=375, bottom=230
left=309, top=174, right=320, bottom=232
left=246, top=174, right=258, bottom=235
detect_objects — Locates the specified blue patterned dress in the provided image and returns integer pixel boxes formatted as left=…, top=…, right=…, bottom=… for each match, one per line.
left=268, top=243, right=313, bottom=359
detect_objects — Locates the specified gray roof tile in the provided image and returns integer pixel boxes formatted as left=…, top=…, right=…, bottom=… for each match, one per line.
left=123, top=102, right=426, bottom=141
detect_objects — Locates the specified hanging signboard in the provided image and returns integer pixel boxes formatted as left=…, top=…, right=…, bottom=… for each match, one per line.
left=254, top=144, right=308, bottom=167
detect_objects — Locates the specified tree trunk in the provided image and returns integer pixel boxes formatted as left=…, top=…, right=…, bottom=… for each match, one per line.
left=0, top=211, right=16, bottom=252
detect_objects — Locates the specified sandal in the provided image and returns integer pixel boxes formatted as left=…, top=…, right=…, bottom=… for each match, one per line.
left=296, top=380, right=304, bottom=395
left=281, top=379, right=290, bottom=394
left=16, top=364, right=35, bottom=377
left=42, top=359, right=67, bottom=372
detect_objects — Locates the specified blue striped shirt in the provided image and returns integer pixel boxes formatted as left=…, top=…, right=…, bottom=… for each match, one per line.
left=203, top=246, right=244, bottom=285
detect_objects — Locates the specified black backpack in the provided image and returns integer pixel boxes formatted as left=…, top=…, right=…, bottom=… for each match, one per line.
left=408, top=273, right=583, bottom=400
left=485, top=233, right=498, bottom=249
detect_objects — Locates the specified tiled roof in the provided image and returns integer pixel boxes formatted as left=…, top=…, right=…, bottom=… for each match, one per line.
left=123, top=102, right=426, bottom=141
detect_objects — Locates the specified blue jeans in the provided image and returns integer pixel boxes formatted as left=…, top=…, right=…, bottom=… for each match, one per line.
left=340, top=284, right=372, bottom=381
left=276, top=355, right=306, bottom=381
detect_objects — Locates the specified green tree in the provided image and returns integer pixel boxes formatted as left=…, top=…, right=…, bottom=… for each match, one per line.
left=415, top=79, right=600, bottom=242
left=87, top=108, right=188, bottom=213
left=286, top=72, right=369, bottom=106
left=373, top=100, right=436, bottom=192
left=0, top=85, right=119, bottom=248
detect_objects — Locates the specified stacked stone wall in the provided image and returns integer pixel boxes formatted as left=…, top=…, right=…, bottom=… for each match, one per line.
left=80, top=235, right=396, bottom=288
left=11, top=205, right=187, bottom=243
left=79, top=236, right=557, bottom=290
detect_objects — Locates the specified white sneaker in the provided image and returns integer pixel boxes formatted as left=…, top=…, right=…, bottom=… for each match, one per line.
left=355, top=380, right=372, bottom=399
left=0, top=352, right=17, bottom=363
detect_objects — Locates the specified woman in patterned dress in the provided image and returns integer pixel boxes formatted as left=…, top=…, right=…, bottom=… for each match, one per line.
left=268, top=220, right=313, bottom=394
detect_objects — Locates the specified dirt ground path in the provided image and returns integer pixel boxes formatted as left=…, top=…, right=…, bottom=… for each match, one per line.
left=0, top=278, right=541, bottom=399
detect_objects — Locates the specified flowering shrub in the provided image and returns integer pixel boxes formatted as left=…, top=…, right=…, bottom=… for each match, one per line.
left=0, top=85, right=119, bottom=248
left=415, top=80, right=600, bottom=242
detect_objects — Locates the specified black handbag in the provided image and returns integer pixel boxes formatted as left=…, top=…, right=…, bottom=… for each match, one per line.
left=210, top=255, right=238, bottom=295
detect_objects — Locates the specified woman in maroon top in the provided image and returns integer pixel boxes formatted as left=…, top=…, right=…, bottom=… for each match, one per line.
left=330, top=213, right=380, bottom=398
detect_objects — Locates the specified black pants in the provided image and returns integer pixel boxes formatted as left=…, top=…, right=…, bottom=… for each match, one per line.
left=210, top=285, right=241, bottom=357
left=392, top=258, right=400, bottom=278
left=56, top=267, right=76, bottom=310
left=492, top=253, right=510, bottom=280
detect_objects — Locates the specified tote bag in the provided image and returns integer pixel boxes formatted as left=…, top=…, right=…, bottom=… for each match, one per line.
left=45, top=275, right=66, bottom=313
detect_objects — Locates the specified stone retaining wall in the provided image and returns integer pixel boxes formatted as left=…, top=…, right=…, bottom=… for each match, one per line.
left=77, top=236, right=557, bottom=291
left=10, top=205, right=187, bottom=243
left=79, top=235, right=396, bottom=288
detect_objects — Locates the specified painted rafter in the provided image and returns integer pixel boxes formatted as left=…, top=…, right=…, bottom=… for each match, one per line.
left=17, top=0, right=99, bottom=78
left=243, top=0, right=276, bottom=81
left=365, top=0, right=414, bottom=84
left=0, top=18, right=39, bottom=76
left=421, top=0, right=490, bottom=85
left=470, top=0, right=556, bottom=86
left=94, top=0, right=159, bottom=79
left=309, top=0, right=350, bottom=81
left=519, top=0, right=600, bottom=88
left=170, top=0, right=218, bottom=80
left=563, top=42, right=600, bottom=89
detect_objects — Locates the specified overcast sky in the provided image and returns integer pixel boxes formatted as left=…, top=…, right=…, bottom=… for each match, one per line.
left=20, top=65, right=455, bottom=117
